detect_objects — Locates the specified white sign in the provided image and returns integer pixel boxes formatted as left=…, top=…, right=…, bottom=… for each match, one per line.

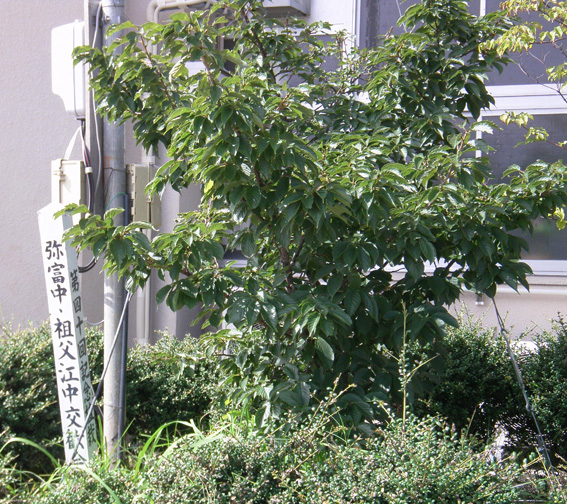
left=38, top=203, right=97, bottom=464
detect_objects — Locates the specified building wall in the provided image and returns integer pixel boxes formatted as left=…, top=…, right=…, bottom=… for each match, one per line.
left=0, top=1, right=86, bottom=330
left=1, top=0, right=565, bottom=339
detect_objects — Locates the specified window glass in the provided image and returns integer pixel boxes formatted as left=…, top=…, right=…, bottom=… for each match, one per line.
left=488, top=114, right=567, bottom=260
left=359, top=1, right=484, bottom=49
left=484, top=1, right=567, bottom=86
left=358, top=0, right=419, bottom=48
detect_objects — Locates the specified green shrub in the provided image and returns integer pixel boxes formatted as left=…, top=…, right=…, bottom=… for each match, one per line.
left=142, top=416, right=532, bottom=504
left=521, top=319, right=567, bottom=465
left=299, top=417, right=532, bottom=504
left=415, top=321, right=528, bottom=447
left=125, top=335, right=221, bottom=440
left=33, top=460, right=135, bottom=504
left=16, top=410, right=564, bottom=503
left=415, top=318, right=567, bottom=465
left=0, top=450, right=24, bottom=502
left=0, top=325, right=219, bottom=472
left=0, top=324, right=103, bottom=473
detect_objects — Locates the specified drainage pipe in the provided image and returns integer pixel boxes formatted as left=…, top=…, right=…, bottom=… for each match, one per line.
left=136, top=0, right=216, bottom=345
left=147, top=0, right=216, bottom=23
left=101, top=0, right=126, bottom=461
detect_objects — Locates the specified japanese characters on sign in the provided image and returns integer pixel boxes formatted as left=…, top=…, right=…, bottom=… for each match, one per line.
left=38, top=203, right=97, bottom=464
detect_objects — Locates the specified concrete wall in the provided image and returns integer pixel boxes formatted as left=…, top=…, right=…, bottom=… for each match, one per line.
left=456, top=278, right=567, bottom=338
left=1, top=0, right=566, bottom=340
left=0, top=1, right=86, bottom=329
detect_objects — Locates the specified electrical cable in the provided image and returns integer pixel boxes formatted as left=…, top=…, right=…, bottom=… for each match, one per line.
left=80, top=120, right=95, bottom=214
left=105, top=191, right=129, bottom=212
left=80, top=119, right=95, bottom=215
left=117, top=193, right=131, bottom=460
left=92, top=1, right=104, bottom=202
left=86, top=318, right=105, bottom=327
left=395, top=0, right=408, bottom=33
left=395, top=0, right=402, bottom=18
left=491, top=297, right=553, bottom=470
left=77, top=2, right=104, bottom=274
left=68, top=289, right=133, bottom=466
left=79, top=119, right=97, bottom=273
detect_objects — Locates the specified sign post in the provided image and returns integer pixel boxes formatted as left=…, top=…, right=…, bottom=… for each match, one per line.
left=38, top=202, right=97, bottom=464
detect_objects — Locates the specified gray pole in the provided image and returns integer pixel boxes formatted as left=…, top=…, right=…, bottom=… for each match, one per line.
left=101, top=0, right=126, bottom=461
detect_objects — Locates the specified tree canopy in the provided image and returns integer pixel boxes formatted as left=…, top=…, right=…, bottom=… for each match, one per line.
left=66, top=0, right=567, bottom=426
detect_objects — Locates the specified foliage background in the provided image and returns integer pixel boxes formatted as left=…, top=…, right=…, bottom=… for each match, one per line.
left=64, top=0, right=567, bottom=428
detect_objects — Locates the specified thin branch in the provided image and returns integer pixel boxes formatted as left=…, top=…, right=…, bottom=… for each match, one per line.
left=291, top=236, right=305, bottom=266
left=139, top=33, right=177, bottom=109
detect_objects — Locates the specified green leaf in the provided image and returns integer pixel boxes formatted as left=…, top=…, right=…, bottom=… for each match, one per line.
left=109, top=239, right=127, bottom=265
left=156, top=285, right=171, bottom=305
left=344, top=245, right=357, bottom=267
left=329, top=308, right=352, bottom=327
left=107, top=21, right=135, bottom=37
left=478, top=239, right=493, bottom=258
left=104, top=208, right=125, bottom=221
left=307, top=313, right=321, bottom=336
left=471, top=121, right=496, bottom=134
left=209, top=240, right=225, bottom=260
left=222, top=50, right=245, bottom=66
left=132, top=231, right=152, bottom=251
left=434, top=311, right=459, bottom=328
left=261, top=303, right=278, bottom=331
left=236, top=350, right=248, bottom=369
left=246, top=186, right=263, bottom=209
left=345, top=290, right=361, bottom=316
left=276, top=177, right=290, bottom=200
left=227, top=296, right=248, bottom=326
left=220, top=106, right=233, bottom=126
left=419, top=239, right=436, bottom=262
left=240, top=231, right=256, bottom=258
left=210, top=85, right=222, bottom=104
left=361, top=292, right=379, bottom=321
left=315, top=337, right=334, bottom=368
left=283, top=202, right=300, bottom=222
left=405, top=257, right=424, bottom=279
left=93, top=237, right=108, bottom=257
left=327, top=274, right=342, bottom=297
left=358, top=246, right=372, bottom=271
left=278, top=390, right=302, bottom=407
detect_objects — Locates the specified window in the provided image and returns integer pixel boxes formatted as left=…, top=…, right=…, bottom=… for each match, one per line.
left=481, top=90, right=567, bottom=273
left=358, top=1, right=567, bottom=275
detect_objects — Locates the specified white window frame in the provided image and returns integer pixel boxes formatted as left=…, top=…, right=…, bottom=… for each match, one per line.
left=481, top=84, right=567, bottom=276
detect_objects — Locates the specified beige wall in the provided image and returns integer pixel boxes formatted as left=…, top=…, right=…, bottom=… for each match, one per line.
left=456, top=277, right=567, bottom=338
left=0, top=1, right=85, bottom=329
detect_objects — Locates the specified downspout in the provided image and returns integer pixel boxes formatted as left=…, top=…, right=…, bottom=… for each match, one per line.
left=352, top=0, right=361, bottom=48
left=147, top=0, right=216, bottom=23
left=101, top=0, right=127, bottom=461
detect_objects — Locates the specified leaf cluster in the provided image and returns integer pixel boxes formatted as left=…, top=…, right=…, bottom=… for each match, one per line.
left=67, top=0, right=567, bottom=423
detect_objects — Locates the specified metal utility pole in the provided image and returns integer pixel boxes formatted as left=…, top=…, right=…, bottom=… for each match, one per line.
left=101, top=0, right=126, bottom=460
